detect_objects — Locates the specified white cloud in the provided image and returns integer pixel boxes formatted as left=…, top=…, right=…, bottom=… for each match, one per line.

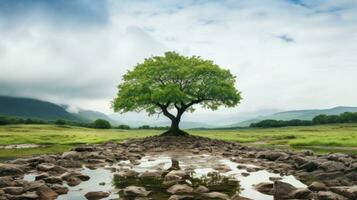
left=0, top=0, right=356, bottom=121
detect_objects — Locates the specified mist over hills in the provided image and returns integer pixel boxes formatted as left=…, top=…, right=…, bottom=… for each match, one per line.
left=230, top=106, right=357, bottom=127
left=1, top=96, right=357, bottom=128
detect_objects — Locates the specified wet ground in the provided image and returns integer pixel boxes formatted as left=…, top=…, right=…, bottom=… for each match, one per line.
left=24, top=154, right=306, bottom=200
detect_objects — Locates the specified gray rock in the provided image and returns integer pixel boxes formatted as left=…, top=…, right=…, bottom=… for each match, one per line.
left=201, top=192, right=230, bottom=199
left=50, top=184, right=69, bottom=195
left=319, top=161, right=346, bottom=172
left=273, top=181, right=297, bottom=199
left=84, top=191, right=110, bottom=200
left=36, top=185, right=58, bottom=200
left=123, top=186, right=150, bottom=197
left=254, top=182, right=274, bottom=195
left=330, top=185, right=357, bottom=199
left=194, top=185, right=209, bottom=193
left=308, top=181, right=327, bottom=191
left=3, top=187, right=24, bottom=195
left=167, top=184, right=193, bottom=194
left=168, top=195, right=195, bottom=200
left=0, top=164, right=24, bottom=176
left=317, top=191, right=348, bottom=200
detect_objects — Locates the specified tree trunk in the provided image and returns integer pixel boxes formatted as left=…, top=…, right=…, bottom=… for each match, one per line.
left=162, top=117, right=188, bottom=136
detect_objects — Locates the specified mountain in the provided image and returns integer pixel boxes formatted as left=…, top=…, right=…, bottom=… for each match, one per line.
left=0, top=96, right=80, bottom=121
left=230, top=106, right=357, bottom=127
left=73, top=109, right=120, bottom=125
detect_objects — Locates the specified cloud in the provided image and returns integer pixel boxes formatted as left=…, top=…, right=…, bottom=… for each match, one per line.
left=0, top=0, right=356, bottom=121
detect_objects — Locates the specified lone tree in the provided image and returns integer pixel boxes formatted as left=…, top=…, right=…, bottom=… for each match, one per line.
left=112, top=52, right=241, bottom=136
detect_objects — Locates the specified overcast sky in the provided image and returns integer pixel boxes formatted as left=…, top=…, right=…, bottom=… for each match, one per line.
left=0, top=0, right=356, bottom=121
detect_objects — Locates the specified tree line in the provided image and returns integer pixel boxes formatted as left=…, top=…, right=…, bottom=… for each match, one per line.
left=250, top=112, right=357, bottom=128
left=0, top=116, right=170, bottom=130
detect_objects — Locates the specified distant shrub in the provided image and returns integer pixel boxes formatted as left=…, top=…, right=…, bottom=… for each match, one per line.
left=138, top=125, right=151, bottom=129
left=93, top=119, right=111, bottom=129
left=55, top=119, right=66, bottom=125
left=117, top=124, right=131, bottom=129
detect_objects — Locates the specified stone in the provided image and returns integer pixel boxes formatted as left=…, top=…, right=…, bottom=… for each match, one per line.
left=167, top=184, right=194, bottom=194
left=14, top=191, right=39, bottom=200
left=50, top=184, right=69, bottom=195
left=65, top=176, right=82, bottom=186
left=168, top=158, right=181, bottom=171
left=73, top=146, right=95, bottom=152
left=168, top=195, right=195, bottom=200
left=330, top=185, right=357, bottom=199
left=140, top=170, right=162, bottom=179
left=299, top=161, right=318, bottom=172
left=319, top=161, right=346, bottom=172
left=3, top=187, right=24, bottom=195
left=231, top=194, right=252, bottom=200
left=123, top=186, right=150, bottom=197
left=254, top=182, right=274, bottom=195
left=84, top=191, right=110, bottom=200
left=308, top=181, right=327, bottom=191
left=194, top=185, right=209, bottom=193
left=36, top=185, right=58, bottom=200
left=258, top=151, right=288, bottom=161
left=0, top=164, right=24, bottom=176
left=317, top=191, right=348, bottom=200
left=56, top=159, right=82, bottom=168
left=290, top=188, right=313, bottom=199
left=0, top=176, right=15, bottom=187
left=201, top=192, right=230, bottom=199
left=163, top=171, right=186, bottom=187
left=62, top=151, right=81, bottom=160
left=213, top=164, right=231, bottom=173
left=43, top=176, right=63, bottom=184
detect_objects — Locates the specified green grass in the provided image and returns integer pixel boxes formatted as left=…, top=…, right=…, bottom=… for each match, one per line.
left=0, top=123, right=356, bottom=160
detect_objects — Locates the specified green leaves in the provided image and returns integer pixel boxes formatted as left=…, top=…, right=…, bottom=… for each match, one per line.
left=112, top=51, right=242, bottom=117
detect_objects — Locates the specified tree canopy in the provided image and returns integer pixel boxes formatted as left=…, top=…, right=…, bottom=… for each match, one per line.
left=112, top=51, right=241, bottom=136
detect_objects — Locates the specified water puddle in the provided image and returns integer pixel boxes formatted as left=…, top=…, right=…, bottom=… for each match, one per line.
left=23, top=154, right=306, bottom=200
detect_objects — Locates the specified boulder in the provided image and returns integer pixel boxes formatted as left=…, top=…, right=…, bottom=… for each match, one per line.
left=273, top=181, right=297, bottom=199
left=73, top=146, right=95, bottom=152
left=290, top=188, right=314, bottom=199
left=36, top=185, right=58, bottom=200
left=319, top=161, right=346, bottom=172
left=231, top=194, right=252, bottom=200
left=194, top=185, right=209, bottom=193
left=84, top=191, right=110, bottom=200
left=168, top=195, right=195, bottom=200
left=123, top=186, right=150, bottom=197
left=43, top=177, right=63, bottom=184
left=140, top=170, right=162, bottom=179
left=50, top=184, right=69, bottom=195
left=3, top=186, right=24, bottom=195
left=308, top=182, right=327, bottom=191
left=299, top=161, right=318, bottom=172
left=254, top=182, right=274, bottom=195
left=0, top=164, right=24, bottom=176
left=201, top=192, right=230, bottom=199
left=168, top=159, right=181, bottom=171
left=330, top=185, right=357, bottom=199
left=167, top=184, right=194, bottom=194
left=62, top=151, right=81, bottom=160
left=257, top=151, right=288, bottom=161
left=213, top=164, right=231, bottom=173
left=14, top=191, right=39, bottom=199
left=56, top=159, right=82, bottom=168
left=317, top=191, right=348, bottom=200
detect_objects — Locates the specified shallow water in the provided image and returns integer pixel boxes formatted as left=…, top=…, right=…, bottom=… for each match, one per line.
left=23, top=154, right=306, bottom=200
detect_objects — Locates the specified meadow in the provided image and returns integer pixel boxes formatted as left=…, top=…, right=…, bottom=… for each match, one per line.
left=0, top=123, right=356, bottom=160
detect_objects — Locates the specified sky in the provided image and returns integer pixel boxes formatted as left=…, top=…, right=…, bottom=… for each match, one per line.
left=0, top=0, right=356, bottom=122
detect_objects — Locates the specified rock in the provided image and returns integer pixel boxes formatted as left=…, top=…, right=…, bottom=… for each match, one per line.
left=168, top=195, right=195, bottom=200
left=330, top=185, right=357, bottom=199
left=37, top=163, right=67, bottom=173
left=3, top=187, right=24, bottom=195
left=50, top=184, right=68, bottom=195
left=319, top=161, right=346, bottom=172
left=62, top=151, right=81, bottom=160
left=308, top=182, right=327, bottom=191
left=56, top=159, right=82, bottom=168
left=201, top=192, right=230, bottom=199
left=14, top=191, right=39, bottom=199
left=0, top=176, right=15, bottom=187
left=140, top=170, right=162, bottom=179
left=231, top=194, right=252, bottom=200
left=163, top=171, right=186, bottom=187
left=317, top=191, right=348, bottom=200
left=115, top=169, right=139, bottom=178
left=273, top=181, right=297, bottom=199
left=36, top=185, right=58, bottom=200
left=84, top=191, right=110, bottom=200
left=269, top=176, right=282, bottom=181
left=213, top=164, right=231, bottom=173
left=0, top=164, right=24, bottom=176
left=23, top=181, right=45, bottom=192
left=254, top=182, right=274, bottom=195
left=123, top=186, right=150, bottom=197
left=99, top=182, right=105, bottom=186
left=299, top=161, right=318, bottom=172
left=65, top=176, right=82, bottom=186
left=35, top=173, right=49, bottom=181
left=290, top=188, right=314, bottom=199
left=168, top=159, right=181, bottom=171
left=194, top=185, right=209, bottom=193
left=73, top=146, right=95, bottom=152
left=167, top=184, right=193, bottom=194
left=43, top=176, right=63, bottom=184
left=258, top=151, right=288, bottom=161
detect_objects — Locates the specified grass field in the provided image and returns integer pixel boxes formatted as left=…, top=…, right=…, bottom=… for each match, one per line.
left=0, top=124, right=356, bottom=160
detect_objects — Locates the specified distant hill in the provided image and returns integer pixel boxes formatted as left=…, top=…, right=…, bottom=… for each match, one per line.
left=230, top=106, right=357, bottom=127
left=0, top=96, right=80, bottom=121
left=151, top=121, right=213, bottom=129
left=73, top=109, right=120, bottom=126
